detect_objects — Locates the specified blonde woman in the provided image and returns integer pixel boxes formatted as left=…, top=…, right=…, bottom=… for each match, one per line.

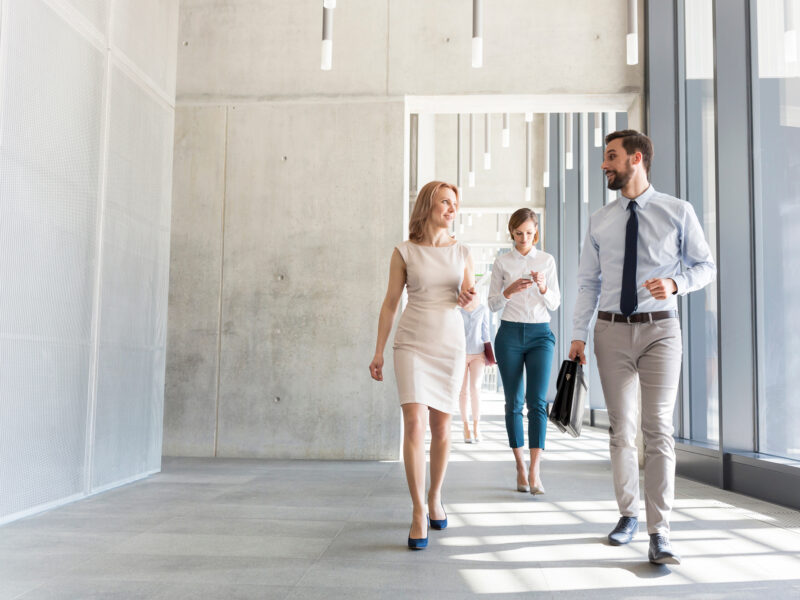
left=489, top=208, right=560, bottom=495
left=369, top=181, right=475, bottom=550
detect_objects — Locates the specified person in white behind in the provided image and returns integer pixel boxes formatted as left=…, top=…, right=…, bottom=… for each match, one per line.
left=488, top=208, right=560, bottom=495
left=458, top=296, right=491, bottom=443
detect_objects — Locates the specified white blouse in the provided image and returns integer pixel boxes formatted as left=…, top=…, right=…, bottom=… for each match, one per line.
left=488, top=247, right=561, bottom=323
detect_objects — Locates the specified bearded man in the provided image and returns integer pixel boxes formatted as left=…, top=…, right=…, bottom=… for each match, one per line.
left=569, top=130, right=716, bottom=565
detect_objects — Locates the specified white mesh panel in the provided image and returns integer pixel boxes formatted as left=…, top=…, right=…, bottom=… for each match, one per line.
left=92, top=346, right=162, bottom=484
left=90, top=65, right=171, bottom=490
left=65, top=0, right=109, bottom=35
left=0, top=342, right=91, bottom=516
left=0, top=0, right=104, bottom=518
left=111, top=0, right=179, bottom=99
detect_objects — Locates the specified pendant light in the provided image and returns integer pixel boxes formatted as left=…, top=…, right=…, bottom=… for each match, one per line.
left=484, top=114, right=491, bottom=169
left=456, top=114, right=462, bottom=188
left=581, top=113, right=589, bottom=204
left=565, top=112, right=573, bottom=170
left=605, top=112, right=617, bottom=205
left=594, top=112, right=602, bottom=147
left=787, top=0, right=798, bottom=64
left=525, top=117, right=532, bottom=203
left=321, top=2, right=334, bottom=70
left=627, top=0, right=638, bottom=65
left=543, top=114, right=550, bottom=188
left=469, top=114, right=476, bottom=187
left=472, top=0, right=483, bottom=68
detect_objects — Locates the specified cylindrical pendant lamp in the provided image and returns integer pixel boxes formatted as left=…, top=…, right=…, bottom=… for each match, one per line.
left=469, top=114, right=476, bottom=187
left=456, top=115, right=462, bottom=188
left=525, top=119, right=532, bottom=203
left=543, top=114, right=550, bottom=188
left=627, top=0, right=638, bottom=65
left=484, top=114, right=491, bottom=169
left=581, top=113, right=589, bottom=204
left=472, top=0, right=483, bottom=68
left=565, top=112, right=573, bottom=170
left=606, top=111, right=617, bottom=135
left=787, top=0, right=798, bottom=64
left=594, top=112, right=602, bottom=147
left=605, top=113, right=617, bottom=205
left=321, top=4, right=333, bottom=70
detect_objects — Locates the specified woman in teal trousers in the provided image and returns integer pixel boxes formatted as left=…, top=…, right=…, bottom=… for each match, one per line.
left=488, top=208, right=561, bottom=494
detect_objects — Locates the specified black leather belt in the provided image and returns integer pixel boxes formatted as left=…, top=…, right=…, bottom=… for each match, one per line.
left=597, top=310, right=678, bottom=323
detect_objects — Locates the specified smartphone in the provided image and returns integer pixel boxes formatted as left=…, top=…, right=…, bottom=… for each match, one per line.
left=521, top=273, right=533, bottom=281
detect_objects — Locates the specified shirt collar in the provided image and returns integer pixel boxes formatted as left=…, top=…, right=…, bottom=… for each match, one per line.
left=512, top=246, right=538, bottom=259
left=620, top=184, right=655, bottom=210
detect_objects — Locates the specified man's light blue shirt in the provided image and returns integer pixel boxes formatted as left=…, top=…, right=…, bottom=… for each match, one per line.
left=572, top=185, right=716, bottom=342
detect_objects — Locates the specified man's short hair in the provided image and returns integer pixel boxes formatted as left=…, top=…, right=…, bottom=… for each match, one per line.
left=605, top=129, right=654, bottom=174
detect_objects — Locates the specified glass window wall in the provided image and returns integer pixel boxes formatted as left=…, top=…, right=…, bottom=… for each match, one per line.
left=752, top=0, right=800, bottom=460
left=683, top=0, right=720, bottom=445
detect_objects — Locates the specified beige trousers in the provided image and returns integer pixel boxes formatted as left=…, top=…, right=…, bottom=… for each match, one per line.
left=593, top=317, right=682, bottom=535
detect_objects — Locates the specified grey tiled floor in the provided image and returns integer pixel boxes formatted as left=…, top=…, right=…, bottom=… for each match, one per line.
left=2, top=393, right=800, bottom=599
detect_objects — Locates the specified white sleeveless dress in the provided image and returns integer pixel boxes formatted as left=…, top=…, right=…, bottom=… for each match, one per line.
left=393, top=241, right=469, bottom=414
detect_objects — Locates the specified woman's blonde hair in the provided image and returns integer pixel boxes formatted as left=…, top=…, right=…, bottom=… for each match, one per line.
left=508, top=208, right=539, bottom=245
left=408, top=181, right=459, bottom=243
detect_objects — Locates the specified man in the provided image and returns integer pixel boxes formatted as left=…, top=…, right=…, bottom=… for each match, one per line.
left=569, top=130, right=716, bottom=565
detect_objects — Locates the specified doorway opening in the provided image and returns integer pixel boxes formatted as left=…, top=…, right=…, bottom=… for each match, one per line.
left=404, top=94, right=637, bottom=410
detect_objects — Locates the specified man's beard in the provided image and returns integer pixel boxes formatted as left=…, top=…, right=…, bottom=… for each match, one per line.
left=605, top=161, right=634, bottom=190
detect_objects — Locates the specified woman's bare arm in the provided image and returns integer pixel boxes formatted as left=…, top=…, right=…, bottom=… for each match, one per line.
left=369, top=249, right=406, bottom=381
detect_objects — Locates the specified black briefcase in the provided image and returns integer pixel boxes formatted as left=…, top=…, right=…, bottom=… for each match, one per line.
left=548, top=358, right=588, bottom=438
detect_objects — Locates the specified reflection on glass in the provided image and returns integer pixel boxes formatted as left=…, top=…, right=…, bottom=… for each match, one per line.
left=754, top=0, right=800, bottom=460
left=684, top=0, right=720, bottom=444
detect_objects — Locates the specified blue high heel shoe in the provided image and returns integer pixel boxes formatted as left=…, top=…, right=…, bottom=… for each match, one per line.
left=428, top=502, right=448, bottom=530
left=407, top=526, right=428, bottom=550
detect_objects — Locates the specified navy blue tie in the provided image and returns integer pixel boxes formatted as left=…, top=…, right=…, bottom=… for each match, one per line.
left=620, top=201, right=638, bottom=316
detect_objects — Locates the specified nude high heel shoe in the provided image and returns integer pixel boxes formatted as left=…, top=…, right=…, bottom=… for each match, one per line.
left=530, top=468, right=545, bottom=495
left=516, top=469, right=529, bottom=493
left=463, top=422, right=473, bottom=444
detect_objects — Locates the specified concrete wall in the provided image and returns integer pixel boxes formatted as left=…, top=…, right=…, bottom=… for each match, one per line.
left=166, top=0, right=644, bottom=459
left=166, top=100, right=404, bottom=459
left=0, top=0, right=178, bottom=524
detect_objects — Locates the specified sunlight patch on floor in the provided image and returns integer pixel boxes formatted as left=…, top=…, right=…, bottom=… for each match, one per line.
left=451, top=510, right=584, bottom=528
left=441, top=532, right=599, bottom=547
left=460, top=567, right=550, bottom=594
